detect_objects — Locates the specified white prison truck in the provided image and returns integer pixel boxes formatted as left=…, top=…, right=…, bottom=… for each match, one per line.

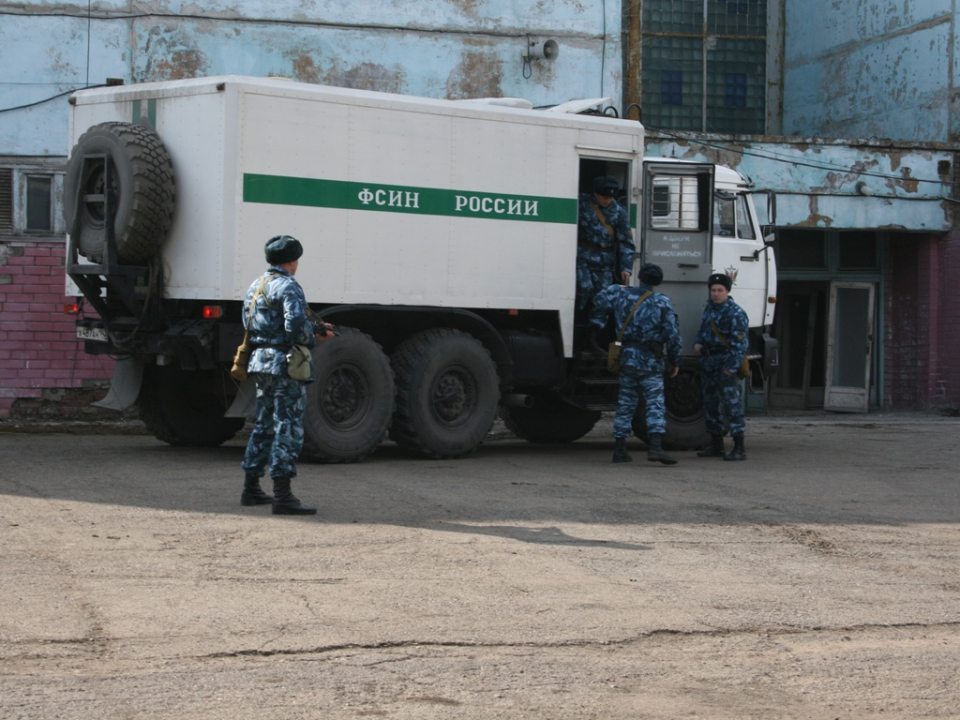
left=64, top=75, right=778, bottom=461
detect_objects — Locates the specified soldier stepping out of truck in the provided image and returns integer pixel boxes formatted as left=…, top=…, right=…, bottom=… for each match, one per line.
left=576, top=175, right=636, bottom=321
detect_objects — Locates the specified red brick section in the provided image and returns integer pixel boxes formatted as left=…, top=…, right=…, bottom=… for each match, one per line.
left=885, top=231, right=960, bottom=412
left=0, top=240, right=115, bottom=419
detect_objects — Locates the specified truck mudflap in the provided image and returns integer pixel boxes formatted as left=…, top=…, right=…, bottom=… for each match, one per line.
left=93, top=357, right=144, bottom=411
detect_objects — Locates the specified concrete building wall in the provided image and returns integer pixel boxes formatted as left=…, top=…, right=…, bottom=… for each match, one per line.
left=781, top=1, right=958, bottom=143
left=0, top=0, right=624, bottom=156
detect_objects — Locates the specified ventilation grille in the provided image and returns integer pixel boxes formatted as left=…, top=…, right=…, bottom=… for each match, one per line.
left=0, top=168, right=13, bottom=234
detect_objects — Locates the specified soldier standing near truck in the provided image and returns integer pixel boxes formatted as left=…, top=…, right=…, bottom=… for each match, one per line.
left=575, top=176, right=636, bottom=315
left=694, top=273, right=750, bottom=461
left=591, top=263, right=682, bottom=465
left=240, top=235, right=335, bottom=515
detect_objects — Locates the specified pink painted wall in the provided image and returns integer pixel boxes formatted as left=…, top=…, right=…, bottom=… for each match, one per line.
left=0, top=240, right=114, bottom=419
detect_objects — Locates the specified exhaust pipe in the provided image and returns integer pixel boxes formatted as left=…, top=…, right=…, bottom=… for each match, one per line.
left=501, top=393, right=533, bottom=408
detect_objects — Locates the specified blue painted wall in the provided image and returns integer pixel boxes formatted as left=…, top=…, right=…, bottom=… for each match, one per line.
left=0, top=0, right=624, bottom=156
left=782, top=1, right=958, bottom=143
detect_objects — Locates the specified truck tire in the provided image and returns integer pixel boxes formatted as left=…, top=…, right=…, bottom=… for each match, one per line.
left=63, top=121, right=175, bottom=264
left=302, top=328, right=395, bottom=463
left=631, top=361, right=710, bottom=450
left=501, top=395, right=601, bottom=444
left=138, top=364, right=244, bottom=447
left=390, top=328, right=500, bottom=458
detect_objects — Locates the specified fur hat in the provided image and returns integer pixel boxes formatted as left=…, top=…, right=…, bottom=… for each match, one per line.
left=264, top=235, right=303, bottom=265
left=591, top=175, right=620, bottom=196
left=707, top=273, right=732, bottom=291
left=639, top=263, right=664, bottom=286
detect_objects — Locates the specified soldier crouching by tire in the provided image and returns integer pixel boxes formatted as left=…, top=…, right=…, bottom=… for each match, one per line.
left=590, top=263, right=683, bottom=465
left=693, top=273, right=749, bottom=461
left=240, top=235, right=336, bottom=514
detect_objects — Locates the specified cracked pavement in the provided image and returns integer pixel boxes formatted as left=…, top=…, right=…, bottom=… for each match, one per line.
left=1, top=413, right=959, bottom=719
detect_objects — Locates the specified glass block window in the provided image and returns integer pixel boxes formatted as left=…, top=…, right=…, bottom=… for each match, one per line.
left=705, top=38, right=766, bottom=133
left=641, top=0, right=767, bottom=133
left=641, top=36, right=703, bottom=131
left=661, top=71, right=683, bottom=105
left=643, top=0, right=704, bottom=34
left=709, top=0, right=766, bottom=35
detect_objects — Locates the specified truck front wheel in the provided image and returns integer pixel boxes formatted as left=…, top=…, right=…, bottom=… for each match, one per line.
left=390, top=329, right=500, bottom=458
left=302, top=328, right=395, bottom=463
left=138, top=364, right=244, bottom=447
left=632, top=361, right=710, bottom=450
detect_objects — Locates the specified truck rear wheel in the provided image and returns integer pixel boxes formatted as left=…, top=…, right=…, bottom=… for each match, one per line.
left=302, top=328, right=395, bottom=463
left=501, top=395, right=601, bottom=444
left=63, top=121, right=175, bottom=264
left=632, top=361, right=709, bottom=450
left=138, top=364, right=244, bottom=447
left=390, top=329, right=500, bottom=458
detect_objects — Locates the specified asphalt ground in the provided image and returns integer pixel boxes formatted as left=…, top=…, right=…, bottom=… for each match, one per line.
left=1, top=411, right=958, bottom=719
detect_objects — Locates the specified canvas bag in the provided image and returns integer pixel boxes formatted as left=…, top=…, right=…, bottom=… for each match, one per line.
left=607, top=290, right=653, bottom=374
left=285, top=344, right=313, bottom=381
left=230, top=274, right=278, bottom=382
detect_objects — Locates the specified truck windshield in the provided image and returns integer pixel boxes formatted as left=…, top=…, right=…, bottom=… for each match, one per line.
left=714, top=194, right=755, bottom=240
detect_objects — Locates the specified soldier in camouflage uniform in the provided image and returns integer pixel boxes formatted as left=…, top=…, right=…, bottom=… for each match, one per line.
left=240, top=235, right=335, bottom=514
left=591, top=263, right=682, bottom=465
left=576, top=175, right=636, bottom=314
left=694, top=273, right=749, bottom=461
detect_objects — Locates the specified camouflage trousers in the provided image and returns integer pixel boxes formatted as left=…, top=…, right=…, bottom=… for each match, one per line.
left=614, top=366, right=667, bottom=438
left=702, top=369, right=745, bottom=437
left=576, top=261, right=616, bottom=311
left=242, top=372, right=307, bottom=480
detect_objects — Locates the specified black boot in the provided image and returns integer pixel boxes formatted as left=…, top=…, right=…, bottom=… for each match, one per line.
left=724, top=434, right=746, bottom=461
left=612, top=437, right=632, bottom=463
left=240, top=474, right=273, bottom=506
left=697, top=434, right=725, bottom=458
left=271, top=476, right=317, bottom=515
left=647, top=434, right=677, bottom=465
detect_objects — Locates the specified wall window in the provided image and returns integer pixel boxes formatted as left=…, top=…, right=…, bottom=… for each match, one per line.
left=0, top=162, right=65, bottom=238
left=726, top=73, right=747, bottom=107
left=26, top=176, right=53, bottom=231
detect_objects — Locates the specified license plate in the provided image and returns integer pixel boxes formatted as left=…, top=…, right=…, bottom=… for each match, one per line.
left=77, top=325, right=108, bottom=342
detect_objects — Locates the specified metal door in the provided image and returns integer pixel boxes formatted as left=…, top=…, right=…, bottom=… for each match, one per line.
left=824, top=281, right=876, bottom=413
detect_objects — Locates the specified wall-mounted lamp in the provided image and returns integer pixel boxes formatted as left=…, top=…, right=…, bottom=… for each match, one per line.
left=856, top=181, right=874, bottom=196
left=522, top=37, right=559, bottom=78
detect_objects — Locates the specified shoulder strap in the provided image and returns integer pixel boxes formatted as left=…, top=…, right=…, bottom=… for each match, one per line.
left=617, top=290, right=653, bottom=342
left=590, top=201, right=616, bottom=240
left=710, top=317, right=732, bottom=349
left=246, top=273, right=280, bottom=326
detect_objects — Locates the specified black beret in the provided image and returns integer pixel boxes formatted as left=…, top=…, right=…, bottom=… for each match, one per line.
left=639, top=263, right=664, bottom=286
left=707, top=273, right=732, bottom=290
left=265, top=235, right=303, bottom=265
left=591, top=175, right=620, bottom=196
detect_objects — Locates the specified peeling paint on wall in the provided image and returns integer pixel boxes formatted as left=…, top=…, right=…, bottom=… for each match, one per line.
left=446, top=51, right=504, bottom=99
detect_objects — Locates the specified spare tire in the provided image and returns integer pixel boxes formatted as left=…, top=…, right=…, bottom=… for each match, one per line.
left=63, top=121, right=175, bottom=264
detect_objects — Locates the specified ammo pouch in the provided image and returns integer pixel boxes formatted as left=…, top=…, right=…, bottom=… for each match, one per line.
left=286, top=344, right=313, bottom=381
left=230, top=340, right=253, bottom=382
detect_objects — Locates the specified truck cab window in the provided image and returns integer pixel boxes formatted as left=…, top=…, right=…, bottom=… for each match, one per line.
left=735, top=194, right=755, bottom=239
left=714, top=196, right=735, bottom=236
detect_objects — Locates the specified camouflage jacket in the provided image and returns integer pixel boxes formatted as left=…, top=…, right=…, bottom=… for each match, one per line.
left=591, top=282, right=682, bottom=374
left=242, top=267, right=316, bottom=377
left=694, top=297, right=749, bottom=374
left=576, top=193, right=636, bottom=275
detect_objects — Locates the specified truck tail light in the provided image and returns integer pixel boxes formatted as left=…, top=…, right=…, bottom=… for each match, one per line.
left=768, top=296, right=777, bottom=304
left=202, top=305, right=223, bottom=319
left=64, top=302, right=79, bottom=315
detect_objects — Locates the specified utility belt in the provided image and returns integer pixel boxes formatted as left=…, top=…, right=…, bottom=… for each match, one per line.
left=577, top=239, right=613, bottom=254
left=699, top=346, right=726, bottom=357
left=251, top=343, right=290, bottom=351
left=622, top=340, right=664, bottom=355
